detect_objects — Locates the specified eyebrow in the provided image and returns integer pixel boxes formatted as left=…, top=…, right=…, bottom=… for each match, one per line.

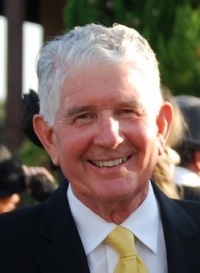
left=65, top=100, right=144, bottom=117
left=115, top=100, right=145, bottom=113
left=66, top=105, right=95, bottom=117
left=118, top=100, right=143, bottom=109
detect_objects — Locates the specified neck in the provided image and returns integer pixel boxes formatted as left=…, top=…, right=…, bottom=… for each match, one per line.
left=75, top=188, right=148, bottom=224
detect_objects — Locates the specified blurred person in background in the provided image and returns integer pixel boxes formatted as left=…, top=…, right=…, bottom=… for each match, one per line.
left=0, top=144, right=23, bottom=213
left=22, top=89, right=63, bottom=177
left=173, top=95, right=200, bottom=201
left=0, top=143, right=58, bottom=213
left=22, top=89, right=44, bottom=149
left=151, top=86, right=186, bottom=199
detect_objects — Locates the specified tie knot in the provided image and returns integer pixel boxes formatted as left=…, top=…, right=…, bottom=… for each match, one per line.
left=105, top=226, right=136, bottom=257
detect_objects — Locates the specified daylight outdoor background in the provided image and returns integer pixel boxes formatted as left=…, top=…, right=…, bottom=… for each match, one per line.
left=0, top=0, right=200, bottom=167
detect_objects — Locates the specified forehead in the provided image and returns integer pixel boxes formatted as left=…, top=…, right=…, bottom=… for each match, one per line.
left=60, top=62, right=161, bottom=112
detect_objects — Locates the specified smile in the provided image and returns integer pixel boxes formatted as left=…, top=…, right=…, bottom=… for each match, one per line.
left=91, top=156, right=128, bottom=168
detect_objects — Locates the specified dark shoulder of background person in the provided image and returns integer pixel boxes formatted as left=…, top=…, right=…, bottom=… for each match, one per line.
left=182, top=186, right=200, bottom=202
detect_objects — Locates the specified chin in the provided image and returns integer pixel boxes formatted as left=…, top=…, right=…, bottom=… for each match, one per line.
left=95, top=183, right=135, bottom=201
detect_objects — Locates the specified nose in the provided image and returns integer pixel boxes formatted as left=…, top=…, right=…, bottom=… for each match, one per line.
left=94, top=116, right=124, bottom=148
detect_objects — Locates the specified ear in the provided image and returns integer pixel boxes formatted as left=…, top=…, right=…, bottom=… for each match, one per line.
left=156, top=102, right=174, bottom=155
left=33, top=114, right=60, bottom=166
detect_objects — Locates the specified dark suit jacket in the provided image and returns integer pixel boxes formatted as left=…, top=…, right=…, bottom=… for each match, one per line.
left=0, top=179, right=200, bottom=272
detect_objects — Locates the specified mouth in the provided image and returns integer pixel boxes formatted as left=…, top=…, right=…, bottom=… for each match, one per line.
left=89, top=156, right=130, bottom=168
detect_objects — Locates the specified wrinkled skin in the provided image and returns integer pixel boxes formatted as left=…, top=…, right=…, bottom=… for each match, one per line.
left=34, top=62, right=173, bottom=224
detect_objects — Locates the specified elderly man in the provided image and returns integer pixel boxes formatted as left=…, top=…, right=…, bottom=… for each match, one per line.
left=0, top=23, right=200, bottom=273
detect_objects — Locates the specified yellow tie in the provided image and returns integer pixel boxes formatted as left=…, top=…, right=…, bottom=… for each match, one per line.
left=105, top=226, right=148, bottom=273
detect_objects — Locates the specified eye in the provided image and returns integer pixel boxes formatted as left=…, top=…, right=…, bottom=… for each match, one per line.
left=121, top=109, right=135, bottom=114
left=77, top=113, right=91, bottom=119
left=74, top=113, right=96, bottom=124
left=117, top=109, right=138, bottom=115
left=115, top=108, right=143, bottom=120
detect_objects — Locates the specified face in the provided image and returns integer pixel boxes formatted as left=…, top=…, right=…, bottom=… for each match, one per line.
left=34, top=62, right=172, bottom=211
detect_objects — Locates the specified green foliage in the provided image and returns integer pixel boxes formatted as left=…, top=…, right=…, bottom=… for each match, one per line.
left=17, top=138, right=49, bottom=166
left=0, top=101, right=5, bottom=120
left=158, top=4, right=200, bottom=95
left=63, top=0, right=200, bottom=96
left=0, top=101, right=49, bottom=168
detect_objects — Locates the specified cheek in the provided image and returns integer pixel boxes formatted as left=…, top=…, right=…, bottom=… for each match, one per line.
left=58, top=131, right=90, bottom=161
left=131, top=123, right=155, bottom=147
left=137, top=124, right=160, bottom=156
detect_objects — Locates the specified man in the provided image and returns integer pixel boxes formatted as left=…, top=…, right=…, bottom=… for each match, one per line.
left=0, top=23, right=200, bottom=273
left=174, top=95, right=200, bottom=201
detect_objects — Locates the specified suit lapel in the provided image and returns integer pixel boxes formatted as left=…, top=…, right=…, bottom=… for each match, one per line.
left=34, top=180, right=90, bottom=273
left=32, top=179, right=200, bottom=272
left=153, top=182, right=200, bottom=272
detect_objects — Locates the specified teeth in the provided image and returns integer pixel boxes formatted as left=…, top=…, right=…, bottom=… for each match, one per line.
left=92, top=156, right=128, bottom=168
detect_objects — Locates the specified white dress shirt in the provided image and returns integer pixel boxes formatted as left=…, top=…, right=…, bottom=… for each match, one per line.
left=67, top=182, right=167, bottom=273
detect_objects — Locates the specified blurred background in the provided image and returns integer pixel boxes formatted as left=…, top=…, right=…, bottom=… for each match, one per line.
left=0, top=0, right=200, bottom=167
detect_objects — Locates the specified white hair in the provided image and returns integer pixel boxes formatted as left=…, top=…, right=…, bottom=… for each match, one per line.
left=36, top=23, right=162, bottom=126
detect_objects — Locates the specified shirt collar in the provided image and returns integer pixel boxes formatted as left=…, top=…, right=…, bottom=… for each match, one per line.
left=67, top=182, right=160, bottom=255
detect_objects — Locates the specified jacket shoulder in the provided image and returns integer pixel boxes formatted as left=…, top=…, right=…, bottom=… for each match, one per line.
left=174, top=198, right=200, bottom=218
left=0, top=202, right=46, bottom=235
